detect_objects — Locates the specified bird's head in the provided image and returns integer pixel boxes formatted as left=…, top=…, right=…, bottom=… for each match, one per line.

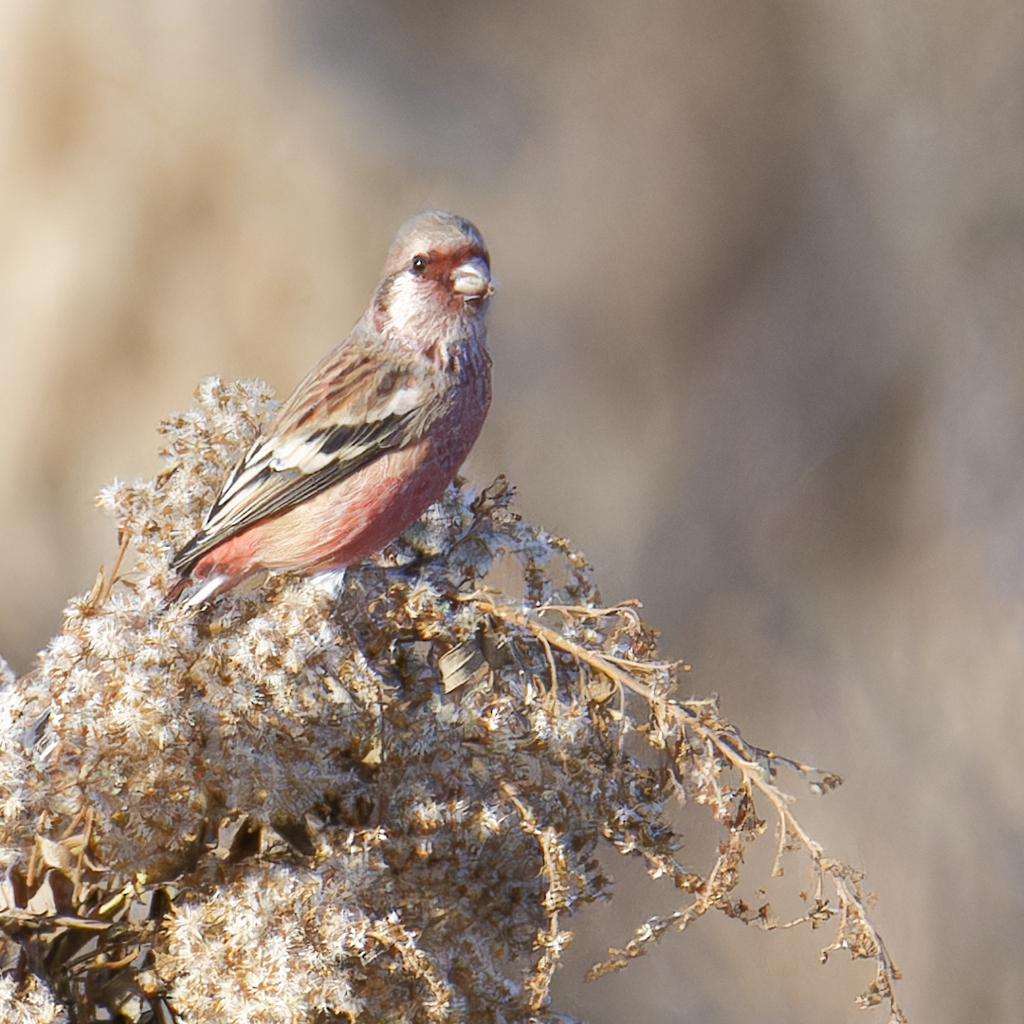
left=374, top=211, right=493, bottom=353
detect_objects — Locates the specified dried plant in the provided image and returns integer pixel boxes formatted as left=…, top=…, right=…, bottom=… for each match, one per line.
left=0, top=378, right=905, bottom=1024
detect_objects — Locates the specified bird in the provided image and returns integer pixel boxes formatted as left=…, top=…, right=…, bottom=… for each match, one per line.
left=167, top=210, right=493, bottom=607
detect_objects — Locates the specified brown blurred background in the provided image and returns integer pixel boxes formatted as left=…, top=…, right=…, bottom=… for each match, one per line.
left=1, top=1, right=1022, bottom=1021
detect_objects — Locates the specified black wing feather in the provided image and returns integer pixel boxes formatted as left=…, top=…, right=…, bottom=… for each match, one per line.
left=171, top=409, right=416, bottom=574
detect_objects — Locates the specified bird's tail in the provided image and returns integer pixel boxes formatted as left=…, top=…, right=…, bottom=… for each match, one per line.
left=165, top=571, right=233, bottom=609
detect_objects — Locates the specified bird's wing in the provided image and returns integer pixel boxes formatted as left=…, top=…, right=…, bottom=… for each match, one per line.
left=171, top=340, right=438, bottom=573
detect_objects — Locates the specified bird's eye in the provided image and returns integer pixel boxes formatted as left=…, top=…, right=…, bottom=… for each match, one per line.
left=411, top=254, right=429, bottom=274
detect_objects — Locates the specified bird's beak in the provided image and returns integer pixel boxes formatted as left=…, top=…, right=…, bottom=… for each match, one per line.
left=450, top=256, right=493, bottom=300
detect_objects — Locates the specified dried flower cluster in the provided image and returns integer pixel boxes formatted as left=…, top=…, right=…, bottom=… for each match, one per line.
left=0, top=379, right=906, bottom=1023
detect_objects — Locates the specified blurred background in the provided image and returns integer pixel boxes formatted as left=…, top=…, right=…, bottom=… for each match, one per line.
left=1, top=1, right=1022, bottom=1020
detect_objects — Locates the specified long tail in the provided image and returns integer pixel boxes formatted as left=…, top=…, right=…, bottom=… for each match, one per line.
left=165, top=572, right=232, bottom=609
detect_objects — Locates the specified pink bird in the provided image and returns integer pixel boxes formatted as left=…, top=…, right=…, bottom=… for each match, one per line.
left=168, top=210, right=493, bottom=607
